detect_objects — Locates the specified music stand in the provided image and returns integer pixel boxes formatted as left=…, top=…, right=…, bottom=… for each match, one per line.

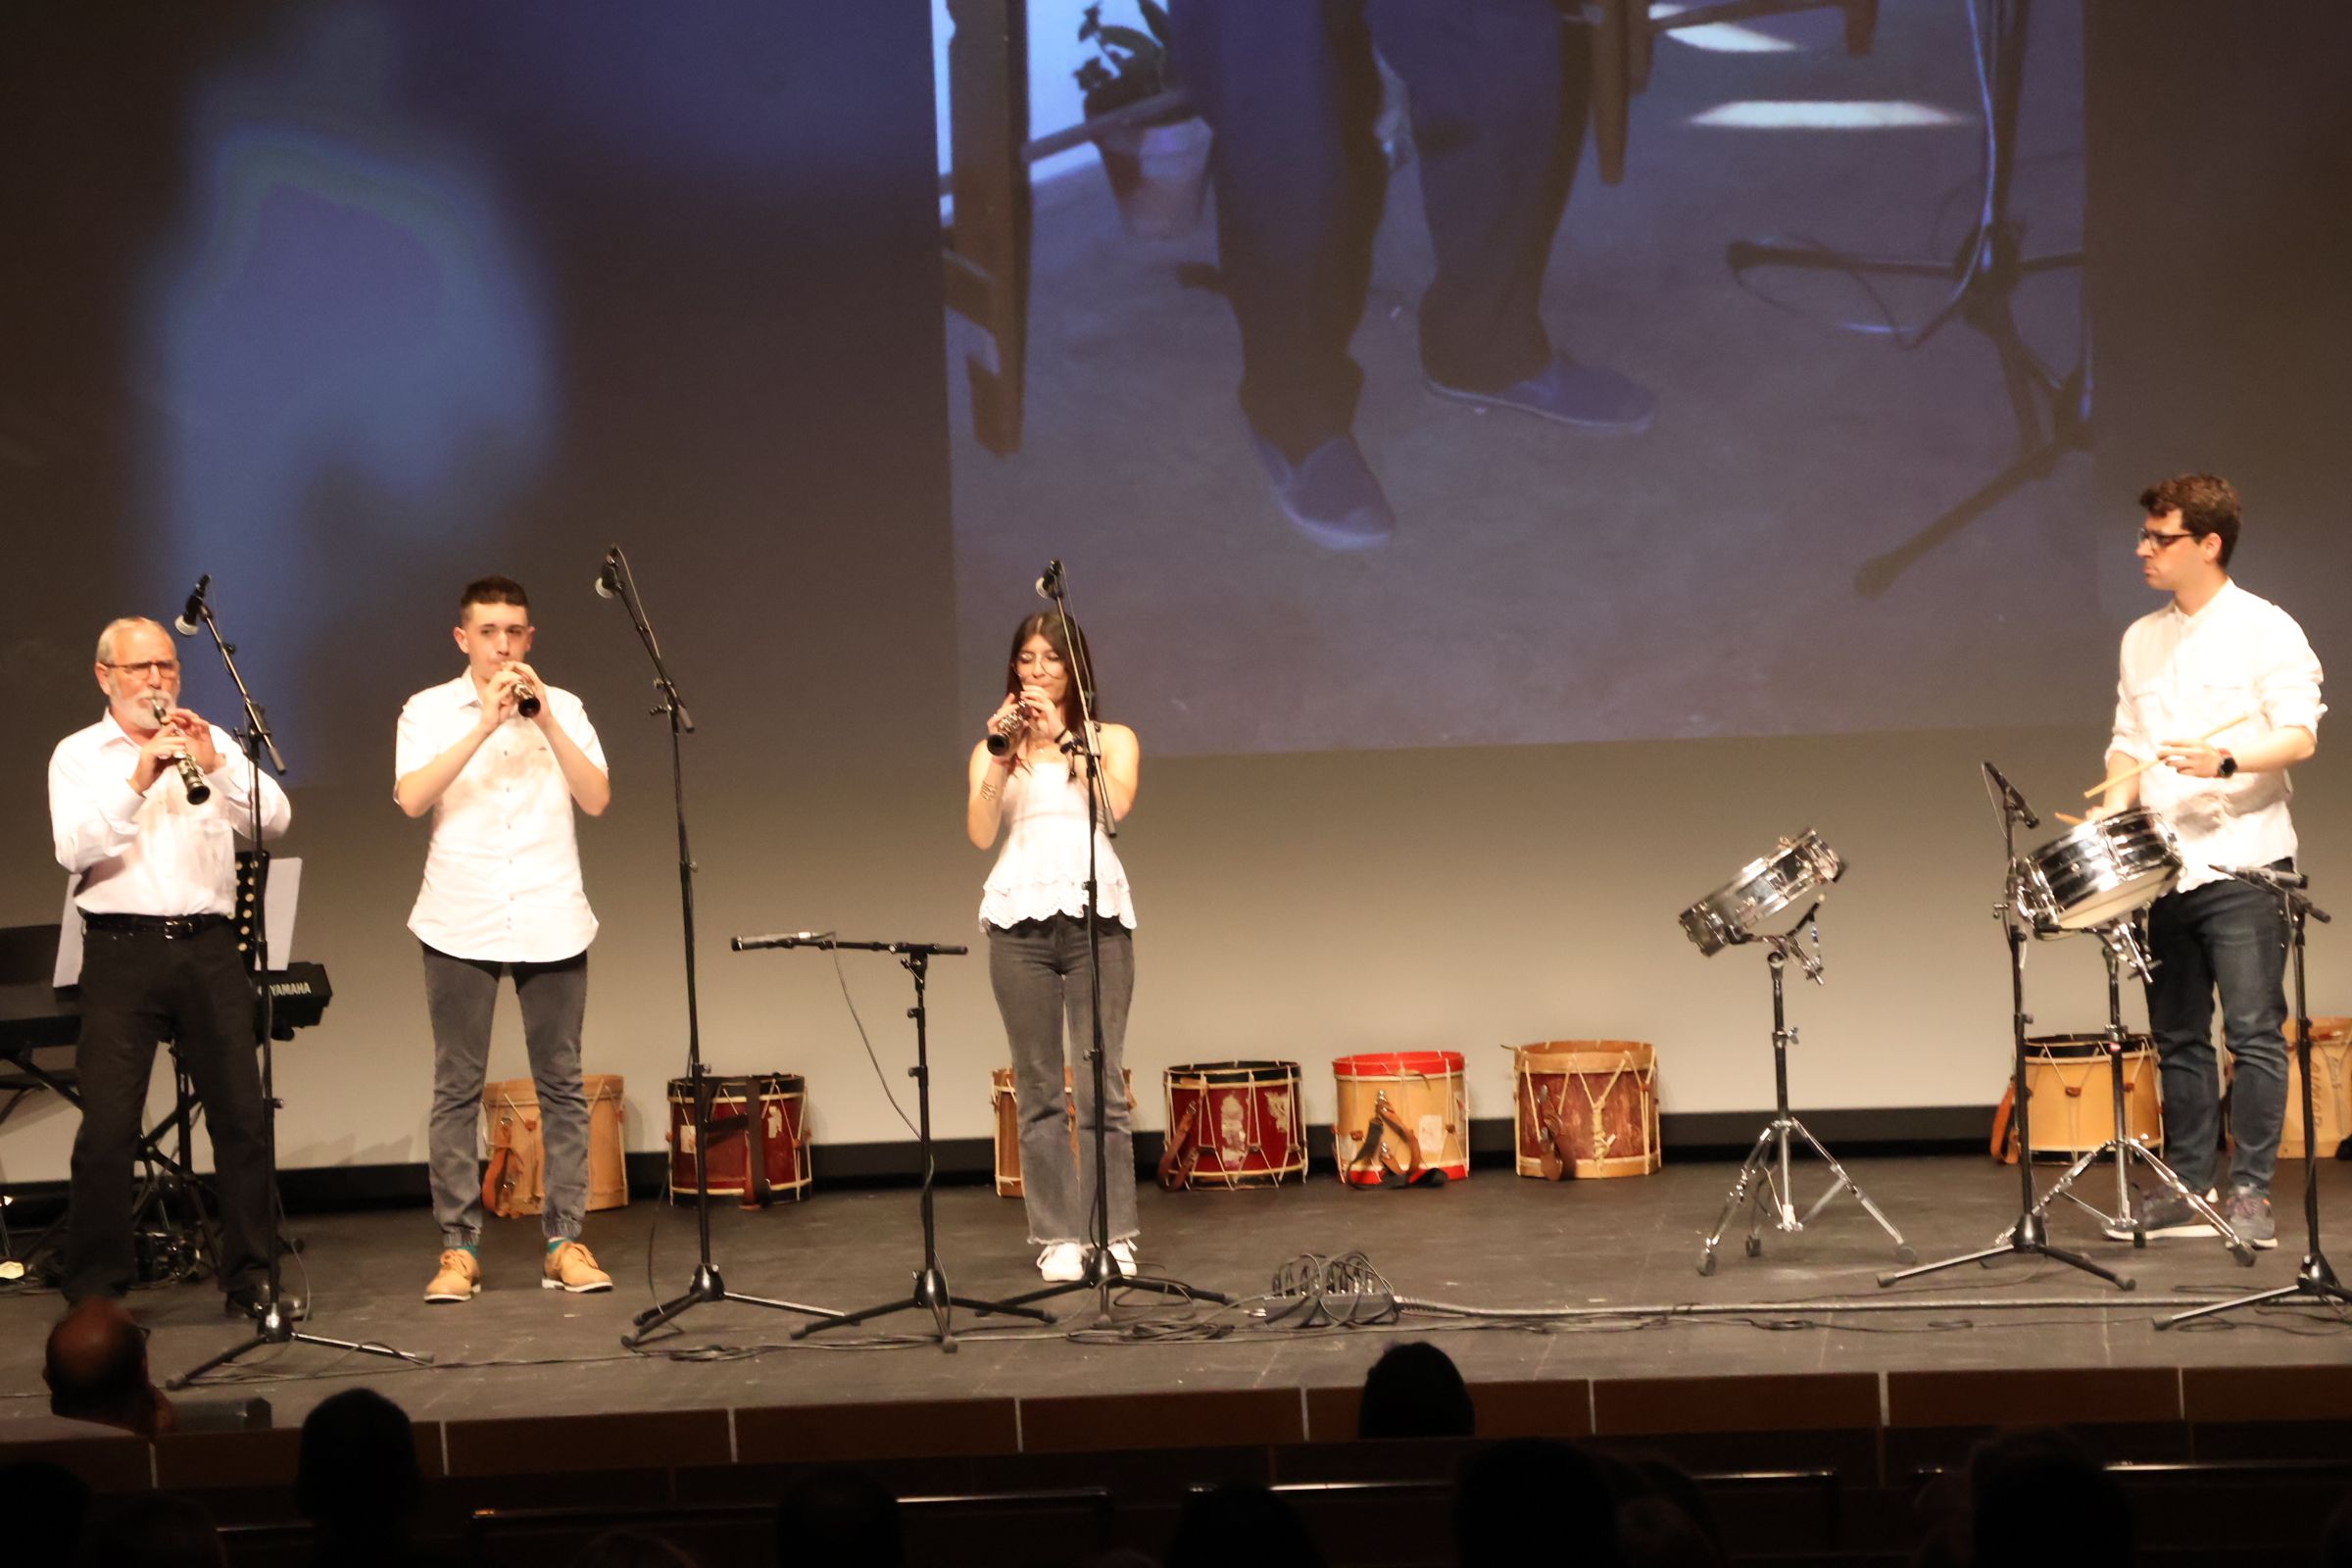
left=2163, top=867, right=2348, bottom=1328
left=731, top=934, right=1053, bottom=1350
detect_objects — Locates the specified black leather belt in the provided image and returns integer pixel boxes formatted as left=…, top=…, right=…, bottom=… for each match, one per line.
left=82, top=912, right=232, bottom=939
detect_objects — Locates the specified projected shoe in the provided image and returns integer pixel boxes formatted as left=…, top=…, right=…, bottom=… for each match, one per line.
left=1425, top=355, right=1655, bottom=435
left=1250, top=433, right=1396, bottom=552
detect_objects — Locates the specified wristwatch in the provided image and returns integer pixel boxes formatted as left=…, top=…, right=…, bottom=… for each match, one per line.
left=2216, top=749, right=2238, bottom=779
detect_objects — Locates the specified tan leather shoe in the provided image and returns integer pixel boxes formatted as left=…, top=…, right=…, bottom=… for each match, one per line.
left=424, top=1249, right=481, bottom=1303
left=543, top=1240, right=612, bottom=1294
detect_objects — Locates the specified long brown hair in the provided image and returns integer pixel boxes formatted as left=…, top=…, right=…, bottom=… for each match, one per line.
left=1004, top=610, right=1100, bottom=738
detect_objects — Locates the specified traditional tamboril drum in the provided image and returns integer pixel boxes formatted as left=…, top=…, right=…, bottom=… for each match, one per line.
left=2010, top=808, right=2181, bottom=935
left=1995, top=1036, right=2162, bottom=1162
left=483, top=1074, right=629, bottom=1217
left=1679, top=830, right=1844, bottom=956
left=666, top=1073, right=811, bottom=1205
left=1511, top=1042, right=1661, bottom=1180
left=2282, top=1016, right=2352, bottom=1161
left=991, top=1066, right=1135, bottom=1199
left=1158, top=1061, right=1306, bottom=1190
left=1332, top=1052, right=1467, bottom=1187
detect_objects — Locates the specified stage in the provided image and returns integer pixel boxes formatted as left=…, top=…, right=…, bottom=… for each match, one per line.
left=6, top=1153, right=2349, bottom=1438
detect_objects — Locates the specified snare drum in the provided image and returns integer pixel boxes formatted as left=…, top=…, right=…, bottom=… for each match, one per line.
left=1680, top=831, right=1844, bottom=956
left=666, top=1073, right=811, bottom=1205
left=483, top=1074, right=628, bottom=1217
left=1511, top=1042, right=1661, bottom=1180
left=1333, top=1052, right=1467, bottom=1187
left=2282, top=1017, right=2352, bottom=1160
left=1159, top=1061, right=1306, bottom=1189
left=2011, top=808, right=2181, bottom=935
left=1998, top=1036, right=2162, bottom=1161
left=991, top=1066, right=1135, bottom=1198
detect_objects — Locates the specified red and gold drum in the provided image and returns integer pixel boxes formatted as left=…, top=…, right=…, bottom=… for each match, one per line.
left=666, top=1073, right=811, bottom=1205
left=1332, top=1052, right=1467, bottom=1187
left=1158, top=1060, right=1307, bottom=1189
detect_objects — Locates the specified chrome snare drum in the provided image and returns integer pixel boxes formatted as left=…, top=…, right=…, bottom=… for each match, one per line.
left=2011, top=808, right=2181, bottom=935
left=1679, top=831, right=1845, bottom=956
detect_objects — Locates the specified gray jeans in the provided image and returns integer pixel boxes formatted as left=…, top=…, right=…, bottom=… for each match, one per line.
left=422, top=943, right=590, bottom=1247
left=989, top=916, right=1138, bottom=1246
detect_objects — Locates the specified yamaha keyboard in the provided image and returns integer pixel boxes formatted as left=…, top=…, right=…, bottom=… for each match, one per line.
left=0, top=961, right=334, bottom=1060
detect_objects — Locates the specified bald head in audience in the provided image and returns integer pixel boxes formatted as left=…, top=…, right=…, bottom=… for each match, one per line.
left=44, top=1298, right=173, bottom=1438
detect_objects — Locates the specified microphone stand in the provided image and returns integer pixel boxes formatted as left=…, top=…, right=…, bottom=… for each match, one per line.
left=1880, top=762, right=2130, bottom=1291
left=1000, top=564, right=1226, bottom=1323
left=605, top=547, right=840, bottom=1348
left=2163, top=867, right=2348, bottom=1328
left=727, top=935, right=1053, bottom=1350
left=170, top=589, right=427, bottom=1387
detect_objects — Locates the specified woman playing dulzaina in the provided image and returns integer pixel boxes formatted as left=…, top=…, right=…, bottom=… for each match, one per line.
left=965, top=612, right=1141, bottom=1283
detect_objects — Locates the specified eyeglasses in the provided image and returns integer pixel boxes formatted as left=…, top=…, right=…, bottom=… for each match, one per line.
left=105, top=660, right=181, bottom=680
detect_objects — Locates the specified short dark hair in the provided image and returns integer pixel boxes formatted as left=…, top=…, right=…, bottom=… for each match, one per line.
left=459, top=575, right=530, bottom=619
left=2138, top=473, right=2240, bottom=567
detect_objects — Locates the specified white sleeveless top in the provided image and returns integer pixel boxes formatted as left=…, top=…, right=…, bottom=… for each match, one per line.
left=979, top=752, right=1136, bottom=929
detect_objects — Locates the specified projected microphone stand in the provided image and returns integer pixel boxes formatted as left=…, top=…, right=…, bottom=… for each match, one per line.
left=172, top=587, right=427, bottom=1388
left=1881, top=763, right=2130, bottom=1292
left=608, top=547, right=841, bottom=1348
left=2164, top=867, right=2348, bottom=1329
left=728, top=934, right=1052, bottom=1350
left=999, top=563, right=1227, bottom=1324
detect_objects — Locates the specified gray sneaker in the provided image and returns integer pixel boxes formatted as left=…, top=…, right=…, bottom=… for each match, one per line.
left=2224, top=1187, right=2278, bottom=1250
left=2102, top=1191, right=2217, bottom=1241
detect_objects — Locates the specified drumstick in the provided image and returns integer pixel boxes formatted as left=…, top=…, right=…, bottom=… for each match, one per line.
left=2082, top=712, right=2257, bottom=801
left=2054, top=811, right=2084, bottom=827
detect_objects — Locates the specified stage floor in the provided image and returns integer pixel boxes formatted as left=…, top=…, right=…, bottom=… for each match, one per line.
left=7, top=1152, right=2350, bottom=1439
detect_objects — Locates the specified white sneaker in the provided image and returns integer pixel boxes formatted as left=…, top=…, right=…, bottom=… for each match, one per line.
left=1108, top=1240, right=1138, bottom=1274
left=1037, top=1242, right=1084, bottom=1283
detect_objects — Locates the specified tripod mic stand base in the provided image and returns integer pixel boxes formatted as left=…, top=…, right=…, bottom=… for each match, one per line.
left=1696, top=1113, right=1913, bottom=1276
left=621, top=1261, right=843, bottom=1349
left=2160, top=1250, right=2352, bottom=1330
left=169, top=1307, right=432, bottom=1391
left=1000, top=1246, right=1232, bottom=1327
left=1881, top=1207, right=2133, bottom=1291
left=2029, top=1135, right=2256, bottom=1268
left=795, top=1262, right=1056, bottom=1350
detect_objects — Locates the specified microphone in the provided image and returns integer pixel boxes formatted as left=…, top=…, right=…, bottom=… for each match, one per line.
left=173, top=574, right=211, bottom=636
left=731, top=930, right=836, bottom=951
left=1034, top=559, right=1062, bottom=600
left=1983, top=760, right=2038, bottom=829
left=148, top=695, right=212, bottom=805
left=594, top=549, right=621, bottom=601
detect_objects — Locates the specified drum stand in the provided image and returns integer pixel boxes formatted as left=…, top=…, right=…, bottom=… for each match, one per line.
left=1697, top=920, right=1913, bottom=1275
left=1885, top=762, right=2135, bottom=1290
left=731, top=937, right=1052, bottom=1351
left=2026, top=929, right=2251, bottom=1262
left=2164, top=867, right=2347, bottom=1328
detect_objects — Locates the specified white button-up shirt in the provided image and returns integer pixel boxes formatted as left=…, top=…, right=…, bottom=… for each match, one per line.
left=49, top=712, right=293, bottom=916
left=2109, top=579, right=2325, bottom=893
left=397, top=673, right=606, bottom=962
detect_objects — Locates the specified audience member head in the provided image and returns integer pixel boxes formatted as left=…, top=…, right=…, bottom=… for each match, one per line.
left=2323, top=1487, right=2352, bottom=1568
left=74, top=1491, right=226, bottom=1568
left=44, top=1298, right=172, bottom=1438
left=775, top=1471, right=904, bottom=1568
left=0, top=1459, right=92, bottom=1562
left=1356, top=1341, right=1475, bottom=1440
left=1610, top=1455, right=1724, bottom=1568
left=570, top=1529, right=704, bottom=1568
left=296, top=1388, right=422, bottom=1536
left=1163, top=1483, right=1326, bottom=1568
left=1965, top=1427, right=2132, bottom=1567
left=1457, top=1439, right=1620, bottom=1568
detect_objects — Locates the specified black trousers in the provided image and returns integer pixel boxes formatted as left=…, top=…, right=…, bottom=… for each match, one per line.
left=1168, top=0, right=1592, bottom=459
left=66, top=923, right=272, bottom=1302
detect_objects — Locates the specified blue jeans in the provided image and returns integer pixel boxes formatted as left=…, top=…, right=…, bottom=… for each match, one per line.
left=988, top=916, right=1138, bottom=1247
left=2142, top=868, right=2291, bottom=1198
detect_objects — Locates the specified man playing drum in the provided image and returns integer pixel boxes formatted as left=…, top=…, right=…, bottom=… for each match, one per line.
left=2094, top=475, right=2323, bottom=1249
